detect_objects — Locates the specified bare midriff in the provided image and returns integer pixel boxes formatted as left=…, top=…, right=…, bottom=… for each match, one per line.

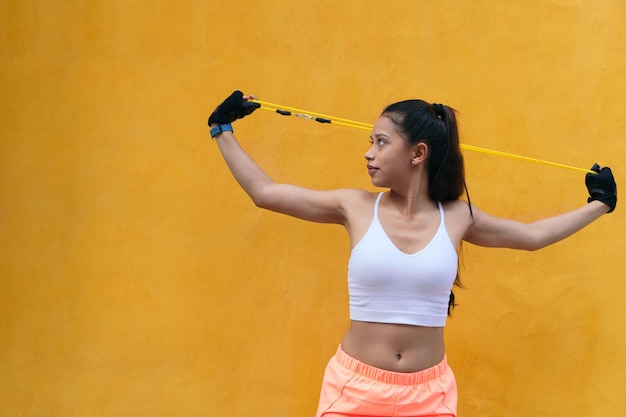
left=340, top=320, right=445, bottom=373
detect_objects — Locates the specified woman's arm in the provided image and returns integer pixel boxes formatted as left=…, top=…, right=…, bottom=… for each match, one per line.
left=214, top=129, right=352, bottom=224
left=210, top=90, right=353, bottom=225
left=464, top=165, right=616, bottom=250
left=464, top=200, right=610, bottom=251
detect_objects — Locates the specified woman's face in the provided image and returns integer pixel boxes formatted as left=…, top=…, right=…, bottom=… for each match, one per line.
left=364, top=116, right=417, bottom=188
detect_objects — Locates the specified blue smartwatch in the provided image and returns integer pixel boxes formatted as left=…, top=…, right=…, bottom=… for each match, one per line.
left=210, top=123, right=233, bottom=138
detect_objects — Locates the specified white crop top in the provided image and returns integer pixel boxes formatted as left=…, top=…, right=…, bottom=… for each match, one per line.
left=348, top=192, right=458, bottom=327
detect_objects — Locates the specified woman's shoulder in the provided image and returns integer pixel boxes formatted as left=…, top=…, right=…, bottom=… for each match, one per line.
left=441, top=199, right=475, bottom=246
left=339, top=189, right=381, bottom=245
left=442, top=198, right=472, bottom=213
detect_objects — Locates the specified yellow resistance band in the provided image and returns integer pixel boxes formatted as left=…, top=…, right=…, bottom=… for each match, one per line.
left=249, top=99, right=595, bottom=175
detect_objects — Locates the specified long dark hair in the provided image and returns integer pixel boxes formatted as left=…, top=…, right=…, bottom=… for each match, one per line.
left=381, top=100, right=470, bottom=314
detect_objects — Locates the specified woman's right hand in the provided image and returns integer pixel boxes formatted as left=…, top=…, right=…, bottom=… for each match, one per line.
left=208, top=90, right=260, bottom=126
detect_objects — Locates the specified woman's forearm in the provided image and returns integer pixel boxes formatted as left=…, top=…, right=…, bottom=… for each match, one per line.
left=527, top=200, right=610, bottom=250
left=214, top=130, right=273, bottom=206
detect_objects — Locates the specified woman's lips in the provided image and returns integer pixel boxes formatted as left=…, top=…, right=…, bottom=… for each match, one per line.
left=367, top=165, right=378, bottom=175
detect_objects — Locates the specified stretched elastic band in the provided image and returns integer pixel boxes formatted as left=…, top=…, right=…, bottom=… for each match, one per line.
left=249, top=99, right=596, bottom=174
left=334, top=345, right=448, bottom=385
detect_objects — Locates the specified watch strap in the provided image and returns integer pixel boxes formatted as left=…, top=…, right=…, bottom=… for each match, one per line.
left=210, top=123, right=233, bottom=138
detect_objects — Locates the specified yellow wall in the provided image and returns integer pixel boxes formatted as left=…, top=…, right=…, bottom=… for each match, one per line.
left=1, top=1, right=625, bottom=416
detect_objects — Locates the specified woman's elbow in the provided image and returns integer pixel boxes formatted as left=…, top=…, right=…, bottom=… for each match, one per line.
left=250, top=192, right=271, bottom=209
left=524, top=243, right=543, bottom=252
left=506, top=229, right=547, bottom=251
left=249, top=184, right=280, bottom=211
left=521, top=234, right=557, bottom=252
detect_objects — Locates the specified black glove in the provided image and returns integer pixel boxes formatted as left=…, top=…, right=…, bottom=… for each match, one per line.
left=585, top=163, right=617, bottom=213
left=208, top=90, right=260, bottom=126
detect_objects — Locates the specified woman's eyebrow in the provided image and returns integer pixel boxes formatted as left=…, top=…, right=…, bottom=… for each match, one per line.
left=370, top=132, right=390, bottom=139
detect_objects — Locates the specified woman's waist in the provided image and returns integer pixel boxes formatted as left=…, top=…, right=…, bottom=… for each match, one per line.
left=340, top=320, right=445, bottom=373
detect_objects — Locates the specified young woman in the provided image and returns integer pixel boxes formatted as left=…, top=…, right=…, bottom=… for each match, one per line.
left=208, top=90, right=617, bottom=417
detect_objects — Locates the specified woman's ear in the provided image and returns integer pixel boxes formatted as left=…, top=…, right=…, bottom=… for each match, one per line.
left=411, top=142, right=428, bottom=165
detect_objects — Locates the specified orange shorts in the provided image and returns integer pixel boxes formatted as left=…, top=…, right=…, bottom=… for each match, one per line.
left=315, top=346, right=457, bottom=417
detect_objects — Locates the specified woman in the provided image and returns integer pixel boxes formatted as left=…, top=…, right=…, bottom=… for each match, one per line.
left=208, top=90, right=617, bottom=417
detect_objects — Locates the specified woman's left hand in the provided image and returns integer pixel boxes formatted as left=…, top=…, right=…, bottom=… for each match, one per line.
left=586, top=163, right=617, bottom=213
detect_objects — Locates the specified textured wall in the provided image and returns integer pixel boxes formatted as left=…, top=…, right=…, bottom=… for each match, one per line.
left=1, top=1, right=625, bottom=416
